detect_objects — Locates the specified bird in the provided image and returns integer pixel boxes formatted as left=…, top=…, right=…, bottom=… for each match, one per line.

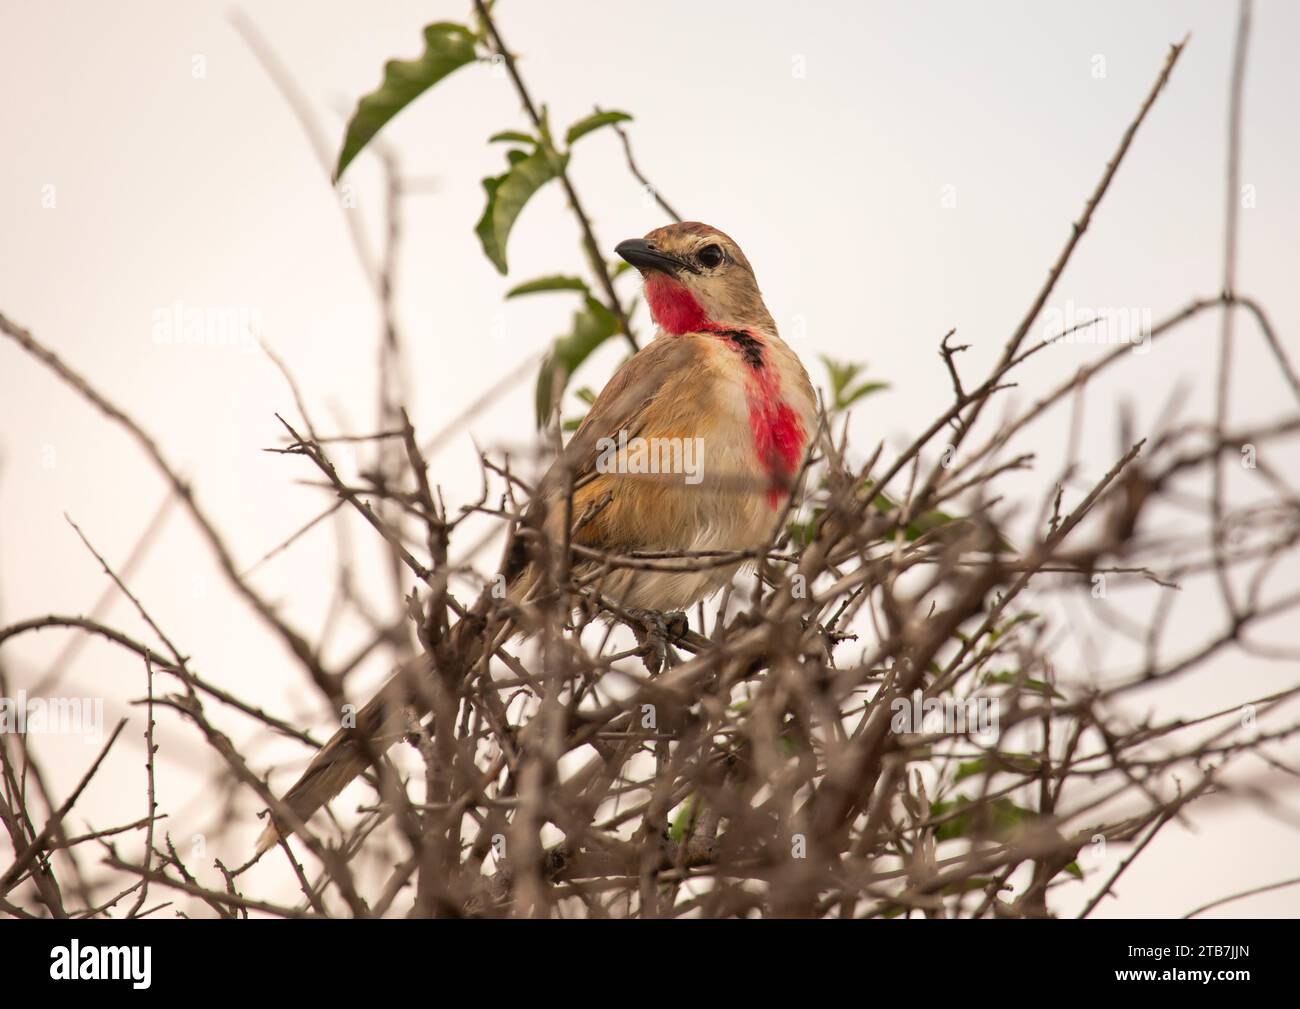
left=255, top=222, right=817, bottom=855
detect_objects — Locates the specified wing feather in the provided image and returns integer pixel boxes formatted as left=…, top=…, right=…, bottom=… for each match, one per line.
left=508, top=335, right=713, bottom=581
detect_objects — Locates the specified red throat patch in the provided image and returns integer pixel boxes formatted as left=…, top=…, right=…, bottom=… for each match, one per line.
left=719, top=329, right=806, bottom=508
left=644, top=273, right=710, bottom=334
left=640, top=276, right=806, bottom=505
left=746, top=370, right=805, bottom=508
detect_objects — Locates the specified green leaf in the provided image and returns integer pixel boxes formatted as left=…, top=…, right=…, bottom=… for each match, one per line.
left=505, top=275, right=590, bottom=299
left=864, top=478, right=1011, bottom=549
left=941, top=876, right=995, bottom=897
left=822, top=356, right=889, bottom=411
left=981, top=669, right=1063, bottom=700
left=953, top=753, right=1041, bottom=783
left=786, top=506, right=825, bottom=548
left=489, top=130, right=538, bottom=145
left=931, top=795, right=1036, bottom=842
left=668, top=796, right=698, bottom=844
left=564, top=110, right=633, bottom=145
left=821, top=355, right=863, bottom=394
left=786, top=520, right=814, bottom=549
left=1063, top=860, right=1084, bottom=880
left=839, top=380, right=890, bottom=409
left=335, top=22, right=479, bottom=181
left=903, top=508, right=961, bottom=542
left=866, top=485, right=961, bottom=542
left=476, top=147, right=569, bottom=274
left=561, top=389, right=598, bottom=431
left=989, top=612, right=1040, bottom=642
left=535, top=297, right=619, bottom=427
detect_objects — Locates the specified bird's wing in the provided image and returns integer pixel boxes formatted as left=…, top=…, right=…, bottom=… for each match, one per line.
left=553, top=332, right=709, bottom=490
left=505, top=332, right=714, bottom=577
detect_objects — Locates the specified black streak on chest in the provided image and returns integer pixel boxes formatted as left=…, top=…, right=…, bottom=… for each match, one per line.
left=719, top=329, right=765, bottom=370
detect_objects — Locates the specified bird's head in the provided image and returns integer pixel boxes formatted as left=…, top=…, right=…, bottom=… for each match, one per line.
left=615, top=222, right=775, bottom=336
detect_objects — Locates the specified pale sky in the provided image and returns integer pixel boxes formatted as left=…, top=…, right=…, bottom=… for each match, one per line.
left=2, top=0, right=1298, bottom=916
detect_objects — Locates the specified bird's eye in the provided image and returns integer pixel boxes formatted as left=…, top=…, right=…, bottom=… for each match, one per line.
left=697, top=244, right=725, bottom=269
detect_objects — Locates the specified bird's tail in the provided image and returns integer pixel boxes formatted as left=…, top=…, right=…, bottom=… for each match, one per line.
left=254, top=681, right=408, bottom=855
left=253, top=494, right=565, bottom=857
left=255, top=613, right=496, bottom=856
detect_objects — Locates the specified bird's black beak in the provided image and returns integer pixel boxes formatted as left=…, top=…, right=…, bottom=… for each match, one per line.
left=615, top=238, right=692, bottom=275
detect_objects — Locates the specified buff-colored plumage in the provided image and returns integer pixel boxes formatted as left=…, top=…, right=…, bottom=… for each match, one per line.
left=255, top=223, right=816, bottom=855
left=523, top=223, right=816, bottom=610
left=545, top=331, right=814, bottom=610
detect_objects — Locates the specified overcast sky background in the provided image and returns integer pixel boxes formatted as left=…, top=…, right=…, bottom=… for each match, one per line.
left=2, top=0, right=1298, bottom=916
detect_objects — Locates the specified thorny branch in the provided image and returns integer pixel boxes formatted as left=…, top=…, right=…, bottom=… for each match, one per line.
left=2, top=7, right=1298, bottom=919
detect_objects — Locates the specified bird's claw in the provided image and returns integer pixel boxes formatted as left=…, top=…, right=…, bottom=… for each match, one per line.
left=628, top=608, right=689, bottom=674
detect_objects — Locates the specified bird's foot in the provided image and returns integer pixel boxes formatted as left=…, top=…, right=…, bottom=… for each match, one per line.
left=627, top=608, right=689, bottom=674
